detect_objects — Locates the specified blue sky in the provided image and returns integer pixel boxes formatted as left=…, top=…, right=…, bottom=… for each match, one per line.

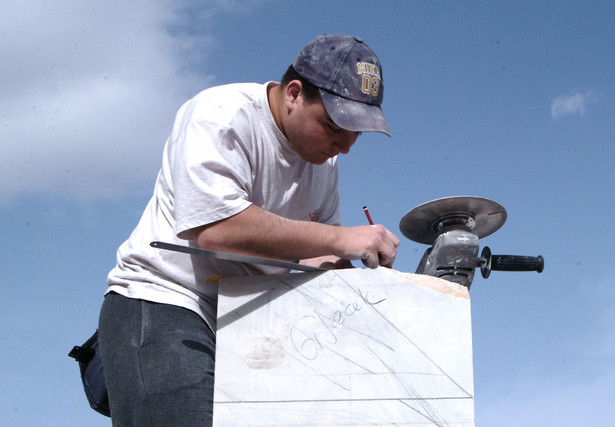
left=1, top=1, right=613, bottom=425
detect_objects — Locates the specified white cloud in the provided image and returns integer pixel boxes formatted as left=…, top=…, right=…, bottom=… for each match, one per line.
left=550, top=89, right=597, bottom=120
left=0, top=0, right=221, bottom=202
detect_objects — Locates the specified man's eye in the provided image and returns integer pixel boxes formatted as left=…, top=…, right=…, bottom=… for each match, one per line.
left=327, top=123, right=340, bottom=133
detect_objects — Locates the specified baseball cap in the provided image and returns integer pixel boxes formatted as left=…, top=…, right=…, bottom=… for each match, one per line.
left=292, top=34, right=390, bottom=136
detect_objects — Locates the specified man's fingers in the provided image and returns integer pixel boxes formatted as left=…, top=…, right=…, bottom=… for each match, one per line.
left=361, top=252, right=379, bottom=269
left=377, top=248, right=396, bottom=267
left=338, top=224, right=400, bottom=268
left=384, top=228, right=401, bottom=249
left=375, top=227, right=399, bottom=267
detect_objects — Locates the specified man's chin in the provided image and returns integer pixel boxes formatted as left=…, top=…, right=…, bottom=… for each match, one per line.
left=302, top=153, right=332, bottom=165
left=316, top=152, right=336, bottom=164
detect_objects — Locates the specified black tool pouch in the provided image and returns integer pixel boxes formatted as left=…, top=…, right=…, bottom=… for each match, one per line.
left=68, top=330, right=110, bottom=417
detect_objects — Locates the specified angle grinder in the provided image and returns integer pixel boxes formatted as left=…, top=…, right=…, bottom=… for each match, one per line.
left=400, top=196, right=544, bottom=289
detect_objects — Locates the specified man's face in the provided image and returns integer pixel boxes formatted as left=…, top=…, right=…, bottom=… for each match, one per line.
left=284, top=94, right=360, bottom=165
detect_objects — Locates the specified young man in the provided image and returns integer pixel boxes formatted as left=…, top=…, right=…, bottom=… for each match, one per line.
left=98, top=34, right=399, bottom=425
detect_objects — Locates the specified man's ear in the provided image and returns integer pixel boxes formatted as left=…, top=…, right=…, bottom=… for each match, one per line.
left=284, top=80, right=303, bottom=109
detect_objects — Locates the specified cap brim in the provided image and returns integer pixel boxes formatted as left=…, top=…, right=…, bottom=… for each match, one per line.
left=319, top=89, right=390, bottom=137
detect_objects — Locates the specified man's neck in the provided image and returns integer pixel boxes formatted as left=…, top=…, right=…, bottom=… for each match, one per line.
left=267, top=82, right=286, bottom=138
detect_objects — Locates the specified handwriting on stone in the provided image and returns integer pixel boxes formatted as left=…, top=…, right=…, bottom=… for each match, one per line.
left=290, top=286, right=386, bottom=361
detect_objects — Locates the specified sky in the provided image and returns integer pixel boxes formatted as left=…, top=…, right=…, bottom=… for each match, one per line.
left=1, top=0, right=613, bottom=425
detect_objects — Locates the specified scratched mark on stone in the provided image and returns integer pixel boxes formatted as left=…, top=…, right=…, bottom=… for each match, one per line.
left=247, top=336, right=286, bottom=369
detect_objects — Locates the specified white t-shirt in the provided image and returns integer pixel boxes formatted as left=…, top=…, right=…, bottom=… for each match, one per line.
left=107, top=82, right=341, bottom=332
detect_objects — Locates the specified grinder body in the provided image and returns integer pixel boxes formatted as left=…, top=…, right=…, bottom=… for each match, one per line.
left=416, top=229, right=479, bottom=289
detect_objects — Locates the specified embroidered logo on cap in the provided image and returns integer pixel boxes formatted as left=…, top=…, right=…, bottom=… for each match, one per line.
left=356, top=62, right=381, bottom=97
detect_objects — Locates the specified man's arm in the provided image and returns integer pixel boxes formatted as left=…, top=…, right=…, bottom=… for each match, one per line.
left=192, top=204, right=399, bottom=268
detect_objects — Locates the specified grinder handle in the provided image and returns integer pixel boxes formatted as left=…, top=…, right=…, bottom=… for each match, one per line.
left=480, top=246, right=544, bottom=279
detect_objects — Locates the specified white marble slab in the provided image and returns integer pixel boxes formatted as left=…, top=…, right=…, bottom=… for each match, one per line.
left=213, top=267, right=474, bottom=426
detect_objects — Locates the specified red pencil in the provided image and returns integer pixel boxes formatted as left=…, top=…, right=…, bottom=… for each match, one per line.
left=363, top=206, right=374, bottom=225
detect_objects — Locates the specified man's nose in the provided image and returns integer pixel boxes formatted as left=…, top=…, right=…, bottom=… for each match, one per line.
left=334, top=131, right=359, bottom=154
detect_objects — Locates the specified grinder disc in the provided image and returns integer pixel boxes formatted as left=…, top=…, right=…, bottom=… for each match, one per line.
left=399, top=196, right=507, bottom=245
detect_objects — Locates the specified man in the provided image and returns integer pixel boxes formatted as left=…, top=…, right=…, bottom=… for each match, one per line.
left=98, top=34, right=400, bottom=425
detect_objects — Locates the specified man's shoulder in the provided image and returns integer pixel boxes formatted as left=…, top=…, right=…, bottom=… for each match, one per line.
left=180, top=83, right=266, bottom=122
left=195, top=82, right=265, bottom=103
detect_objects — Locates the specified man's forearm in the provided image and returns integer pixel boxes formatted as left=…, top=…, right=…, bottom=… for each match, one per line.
left=192, top=204, right=399, bottom=268
left=194, top=205, right=341, bottom=260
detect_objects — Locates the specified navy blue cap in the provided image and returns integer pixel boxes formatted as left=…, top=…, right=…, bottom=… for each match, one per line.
left=292, top=34, right=390, bottom=136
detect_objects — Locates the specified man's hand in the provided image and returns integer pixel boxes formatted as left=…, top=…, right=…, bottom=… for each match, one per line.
left=300, top=255, right=354, bottom=270
left=334, top=224, right=400, bottom=268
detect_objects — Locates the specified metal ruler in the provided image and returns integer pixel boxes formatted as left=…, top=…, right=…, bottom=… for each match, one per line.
left=150, top=241, right=327, bottom=272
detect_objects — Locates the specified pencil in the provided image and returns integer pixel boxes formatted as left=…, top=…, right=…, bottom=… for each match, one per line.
left=363, top=206, right=374, bottom=225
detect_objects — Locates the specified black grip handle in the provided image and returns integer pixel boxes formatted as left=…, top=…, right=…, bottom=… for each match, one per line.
left=480, top=246, right=544, bottom=278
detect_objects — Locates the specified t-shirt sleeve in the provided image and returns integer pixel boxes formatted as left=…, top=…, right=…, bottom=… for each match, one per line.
left=171, top=119, right=254, bottom=240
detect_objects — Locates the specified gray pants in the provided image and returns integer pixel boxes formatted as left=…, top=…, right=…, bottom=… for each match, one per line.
left=98, top=292, right=215, bottom=426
